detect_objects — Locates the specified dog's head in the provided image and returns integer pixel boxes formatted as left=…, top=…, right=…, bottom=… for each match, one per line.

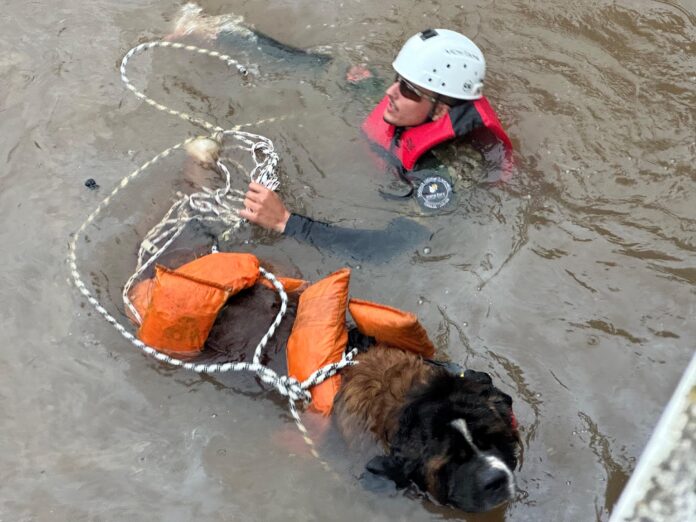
left=366, top=369, right=520, bottom=513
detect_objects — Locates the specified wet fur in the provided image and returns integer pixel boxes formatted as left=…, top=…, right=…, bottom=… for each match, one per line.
left=332, top=347, right=436, bottom=448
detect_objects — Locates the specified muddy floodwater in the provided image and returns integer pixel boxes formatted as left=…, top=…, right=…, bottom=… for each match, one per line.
left=1, top=0, right=694, bottom=520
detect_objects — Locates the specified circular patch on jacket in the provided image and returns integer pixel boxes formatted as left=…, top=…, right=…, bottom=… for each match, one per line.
left=416, top=176, right=453, bottom=210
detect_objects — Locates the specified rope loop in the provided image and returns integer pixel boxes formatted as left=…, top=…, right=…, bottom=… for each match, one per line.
left=69, top=39, right=355, bottom=471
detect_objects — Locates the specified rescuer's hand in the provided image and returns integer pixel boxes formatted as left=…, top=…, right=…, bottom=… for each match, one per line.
left=239, top=182, right=291, bottom=233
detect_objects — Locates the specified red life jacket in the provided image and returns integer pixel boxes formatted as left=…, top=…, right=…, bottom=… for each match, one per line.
left=361, top=95, right=514, bottom=181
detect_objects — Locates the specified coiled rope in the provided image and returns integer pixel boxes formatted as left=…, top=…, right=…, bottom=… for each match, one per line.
left=68, top=40, right=356, bottom=471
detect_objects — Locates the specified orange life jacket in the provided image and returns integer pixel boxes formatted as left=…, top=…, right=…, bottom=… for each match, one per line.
left=128, top=255, right=435, bottom=415
left=131, top=253, right=260, bottom=356
left=348, top=298, right=435, bottom=358
left=286, top=268, right=351, bottom=415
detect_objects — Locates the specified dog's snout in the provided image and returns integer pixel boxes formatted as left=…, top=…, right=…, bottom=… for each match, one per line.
left=481, top=467, right=509, bottom=494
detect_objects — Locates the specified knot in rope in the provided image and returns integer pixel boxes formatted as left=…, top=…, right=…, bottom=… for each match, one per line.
left=277, top=375, right=311, bottom=404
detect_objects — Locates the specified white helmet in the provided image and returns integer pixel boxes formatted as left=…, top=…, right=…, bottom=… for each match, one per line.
left=392, top=29, right=485, bottom=101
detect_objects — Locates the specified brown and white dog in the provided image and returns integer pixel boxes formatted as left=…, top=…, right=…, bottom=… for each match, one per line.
left=334, top=347, right=520, bottom=512
left=203, top=284, right=521, bottom=513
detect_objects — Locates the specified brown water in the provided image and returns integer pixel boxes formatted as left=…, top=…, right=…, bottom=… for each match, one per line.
left=1, top=0, right=694, bottom=520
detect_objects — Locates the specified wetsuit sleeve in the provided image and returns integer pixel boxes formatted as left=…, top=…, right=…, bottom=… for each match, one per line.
left=283, top=213, right=429, bottom=263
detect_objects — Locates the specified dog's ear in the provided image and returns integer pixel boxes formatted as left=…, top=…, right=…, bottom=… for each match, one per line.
left=365, top=455, right=417, bottom=488
left=463, top=369, right=492, bottom=385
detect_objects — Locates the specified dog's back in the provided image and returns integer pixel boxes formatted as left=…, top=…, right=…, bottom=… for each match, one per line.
left=333, top=348, right=436, bottom=448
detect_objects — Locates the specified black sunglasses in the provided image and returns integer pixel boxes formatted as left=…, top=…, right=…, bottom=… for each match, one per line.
left=394, top=74, right=438, bottom=103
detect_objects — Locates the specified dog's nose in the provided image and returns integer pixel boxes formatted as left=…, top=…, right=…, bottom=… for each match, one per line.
left=480, top=467, right=509, bottom=495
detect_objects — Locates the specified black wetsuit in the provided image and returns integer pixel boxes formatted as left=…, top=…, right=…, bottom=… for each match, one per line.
left=283, top=214, right=430, bottom=263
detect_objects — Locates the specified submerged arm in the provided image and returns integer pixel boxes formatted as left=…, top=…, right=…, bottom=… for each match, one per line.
left=283, top=213, right=429, bottom=263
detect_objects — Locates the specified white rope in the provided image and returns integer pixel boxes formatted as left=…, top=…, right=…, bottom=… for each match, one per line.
left=69, top=40, right=357, bottom=465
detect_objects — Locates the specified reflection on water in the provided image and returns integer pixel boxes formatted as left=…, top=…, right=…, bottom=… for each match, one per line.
left=1, top=0, right=694, bottom=520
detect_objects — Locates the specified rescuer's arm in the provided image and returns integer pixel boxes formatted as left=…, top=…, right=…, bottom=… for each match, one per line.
left=239, top=183, right=429, bottom=262
left=283, top=213, right=429, bottom=263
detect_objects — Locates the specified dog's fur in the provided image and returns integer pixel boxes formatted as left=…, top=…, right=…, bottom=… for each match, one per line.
left=202, top=284, right=521, bottom=512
